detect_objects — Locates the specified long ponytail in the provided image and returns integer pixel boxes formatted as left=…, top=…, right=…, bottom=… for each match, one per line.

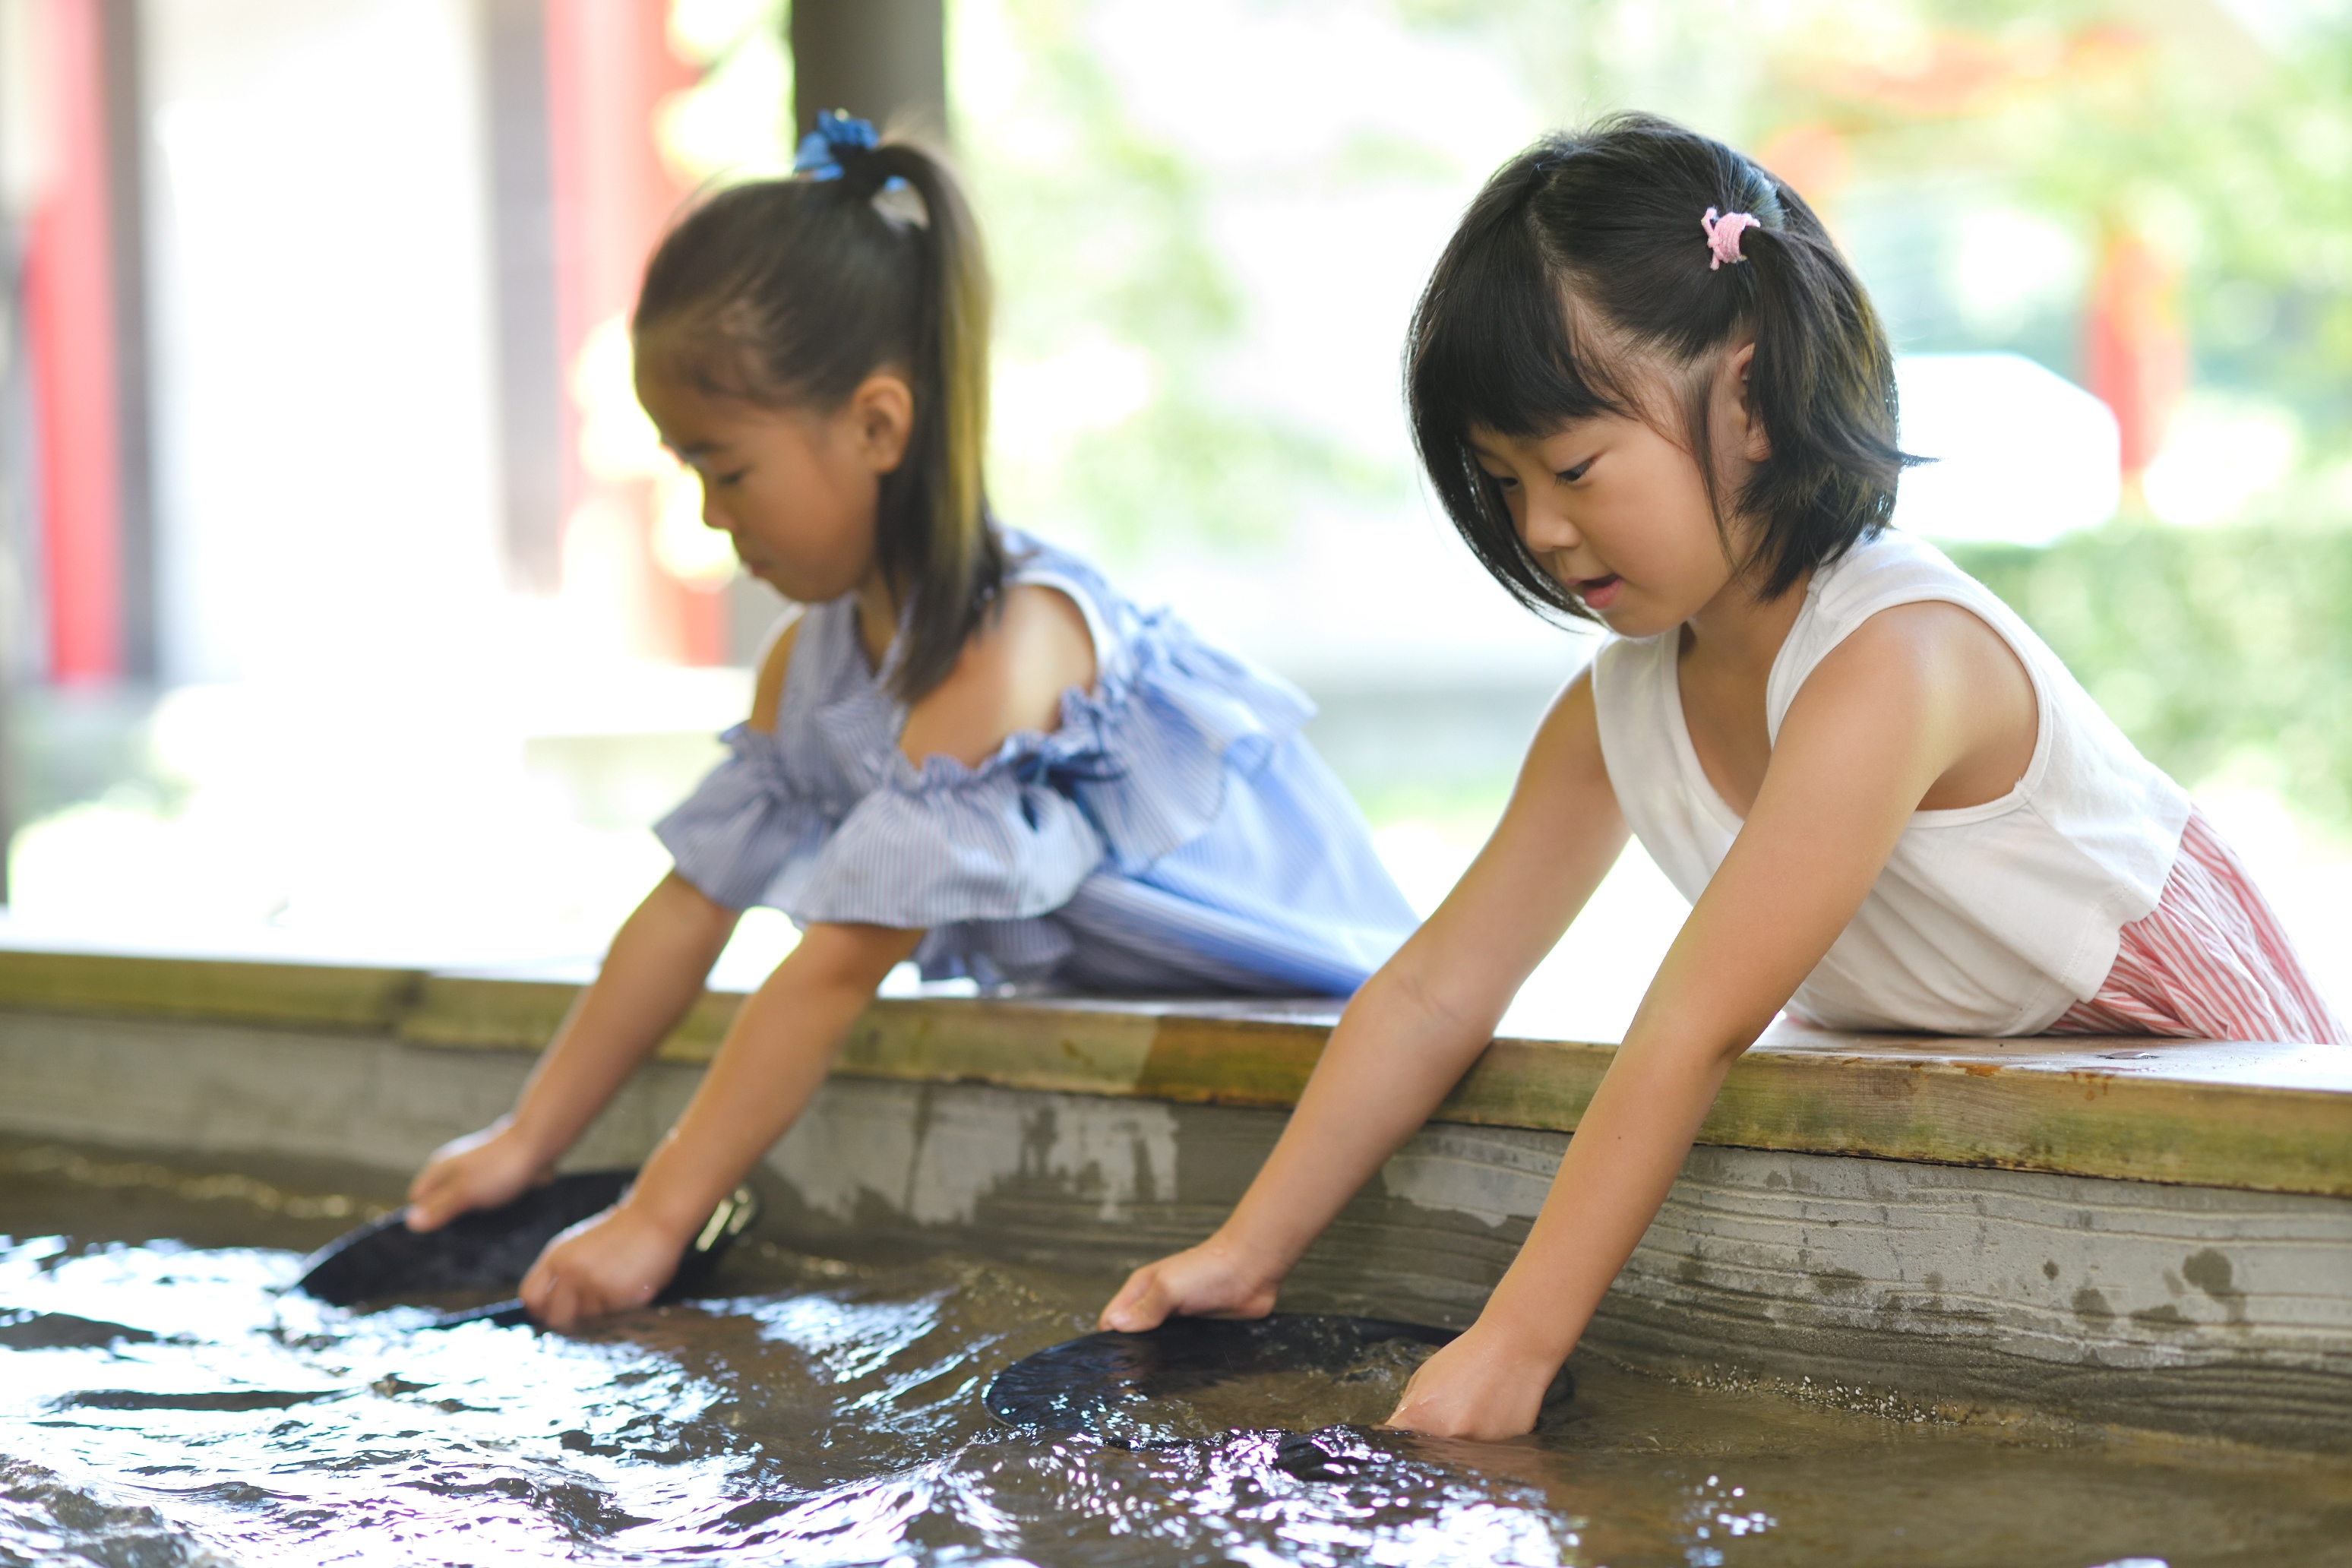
left=851, top=141, right=999, bottom=700
left=634, top=129, right=1003, bottom=703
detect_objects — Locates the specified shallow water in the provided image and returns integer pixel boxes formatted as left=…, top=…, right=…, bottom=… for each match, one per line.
left=2, top=1140, right=2347, bottom=1568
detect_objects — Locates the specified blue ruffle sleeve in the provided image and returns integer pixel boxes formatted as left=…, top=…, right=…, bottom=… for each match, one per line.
left=652, top=722, right=834, bottom=912
left=1054, top=606, right=1315, bottom=874
left=662, top=602, right=1316, bottom=937
left=653, top=541, right=1347, bottom=1004
left=786, top=745, right=1107, bottom=928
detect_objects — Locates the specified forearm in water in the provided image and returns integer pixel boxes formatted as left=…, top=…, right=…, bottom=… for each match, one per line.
left=1475, top=1031, right=1734, bottom=1364
left=1222, top=963, right=1504, bottom=1278
left=624, top=922, right=921, bottom=1239
left=505, top=872, right=740, bottom=1165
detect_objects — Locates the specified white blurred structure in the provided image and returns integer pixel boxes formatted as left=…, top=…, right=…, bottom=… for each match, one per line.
left=144, top=0, right=510, bottom=687
left=1892, top=352, right=2122, bottom=546
left=2143, top=394, right=2302, bottom=526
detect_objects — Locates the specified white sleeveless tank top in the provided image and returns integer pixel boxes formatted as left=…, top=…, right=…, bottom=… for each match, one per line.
left=1591, top=530, right=2190, bottom=1036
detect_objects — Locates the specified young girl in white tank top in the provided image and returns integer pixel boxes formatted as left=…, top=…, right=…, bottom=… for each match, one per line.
left=1100, top=114, right=2344, bottom=1442
left=1595, top=525, right=2336, bottom=1042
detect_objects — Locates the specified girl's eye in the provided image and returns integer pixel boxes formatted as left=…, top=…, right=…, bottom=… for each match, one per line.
left=1484, top=471, right=1519, bottom=491
left=1556, top=460, right=1593, bottom=484
left=708, top=469, right=749, bottom=488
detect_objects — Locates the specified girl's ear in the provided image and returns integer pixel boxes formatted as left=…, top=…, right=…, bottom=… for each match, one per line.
left=1722, top=340, right=1771, bottom=463
left=846, top=372, right=917, bottom=474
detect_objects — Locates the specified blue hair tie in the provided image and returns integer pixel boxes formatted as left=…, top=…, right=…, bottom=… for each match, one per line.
left=794, top=109, right=878, bottom=181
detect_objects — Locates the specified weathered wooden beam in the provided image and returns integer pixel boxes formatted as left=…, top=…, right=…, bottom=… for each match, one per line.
left=0, top=950, right=422, bottom=1032
left=2, top=947, right=2345, bottom=1197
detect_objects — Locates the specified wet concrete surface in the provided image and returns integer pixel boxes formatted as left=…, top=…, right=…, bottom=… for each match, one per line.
left=2, top=1137, right=2347, bottom=1567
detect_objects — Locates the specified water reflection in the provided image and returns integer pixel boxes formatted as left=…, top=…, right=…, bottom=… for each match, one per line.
left=2, top=1157, right=2348, bottom=1566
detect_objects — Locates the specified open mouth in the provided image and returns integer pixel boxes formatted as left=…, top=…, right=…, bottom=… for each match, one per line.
left=1573, top=574, right=1623, bottom=607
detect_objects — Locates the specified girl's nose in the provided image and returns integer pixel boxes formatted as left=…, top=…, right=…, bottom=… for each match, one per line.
left=1521, top=499, right=1582, bottom=553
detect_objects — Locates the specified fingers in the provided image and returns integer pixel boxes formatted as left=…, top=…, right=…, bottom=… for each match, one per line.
left=520, top=1253, right=558, bottom=1325
left=1378, top=1358, right=1429, bottom=1431
left=1099, top=1265, right=1174, bottom=1332
left=403, top=1170, right=457, bottom=1233
left=403, top=1167, right=488, bottom=1233
left=404, top=1145, right=484, bottom=1232
left=1099, top=1243, right=1280, bottom=1332
left=517, top=1211, right=677, bottom=1332
left=522, top=1254, right=587, bottom=1330
left=1380, top=1387, right=1427, bottom=1434
left=403, top=1133, right=540, bottom=1234
left=1376, top=1336, right=1547, bottom=1442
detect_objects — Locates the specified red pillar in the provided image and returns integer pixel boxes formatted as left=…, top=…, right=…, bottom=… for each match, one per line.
left=23, top=0, right=122, bottom=684
left=2084, top=230, right=2186, bottom=501
left=544, top=0, right=724, bottom=665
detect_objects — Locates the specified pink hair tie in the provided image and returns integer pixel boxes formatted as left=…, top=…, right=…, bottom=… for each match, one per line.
left=1702, top=207, right=1759, bottom=270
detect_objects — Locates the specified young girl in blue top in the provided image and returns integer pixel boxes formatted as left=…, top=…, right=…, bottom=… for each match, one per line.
left=405, top=115, right=1417, bottom=1326
left=1104, top=115, right=2343, bottom=1439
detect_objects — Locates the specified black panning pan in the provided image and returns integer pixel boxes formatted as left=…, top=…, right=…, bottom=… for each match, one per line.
left=985, top=1314, right=1575, bottom=1454
left=294, top=1170, right=758, bottom=1329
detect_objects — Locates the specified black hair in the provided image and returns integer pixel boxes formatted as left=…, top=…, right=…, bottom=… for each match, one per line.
left=634, top=131, right=1000, bottom=703
left=1406, top=112, right=1913, bottom=621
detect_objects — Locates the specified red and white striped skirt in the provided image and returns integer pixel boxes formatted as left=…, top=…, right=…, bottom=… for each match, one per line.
left=2047, top=808, right=2347, bottom=1045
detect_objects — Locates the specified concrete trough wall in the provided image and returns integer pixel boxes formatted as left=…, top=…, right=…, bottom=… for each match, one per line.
left=3, top=1000, right=2347, bottom=1449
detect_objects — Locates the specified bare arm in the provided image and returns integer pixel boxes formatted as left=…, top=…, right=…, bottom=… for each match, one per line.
left=520, top=920, right=919, bottom=1326
left=1102, top=670, right=1630, bottom=1328
left=627, top=922, right=921, bottom=1230
left=405, top=871, right=738, bottom=1229
left=1386, top=607, right=2008, bottom=1439
left=407, top=618, right=804, bottom=1230
left=516, top=585, right=1094, bottom=1326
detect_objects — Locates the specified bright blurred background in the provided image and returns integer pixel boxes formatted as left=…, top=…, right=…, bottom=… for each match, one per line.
left=0, top=0, right=2345, bottom=1035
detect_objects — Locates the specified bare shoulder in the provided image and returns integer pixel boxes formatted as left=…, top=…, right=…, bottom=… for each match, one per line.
left=1519, top=663, right=1608, bottom=786
left=899, top=583, right=1099, bottom=770
left=1816, top=599, right=2031, bottom=712
left=1797, top=599, right=2037, bottom=808
left=747, top=614, right=805, bottom=734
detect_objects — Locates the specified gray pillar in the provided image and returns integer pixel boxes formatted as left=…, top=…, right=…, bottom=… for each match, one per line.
left=789, top=0, right=947, bottom=141
left=482, top=0, right=564, bottom=595
left=0, top=14, right=38, bottom=894
left=101, top=0, right=155, bottom=682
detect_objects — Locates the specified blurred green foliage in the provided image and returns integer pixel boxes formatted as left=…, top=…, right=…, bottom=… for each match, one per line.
left=1857, top=5, right=2352, bottom=835
left=957, top=0, right=1399, bottom=555
left=1781, top=2, right=2352, bottom=504
left=1951, top=521, right=2352, bottom=836
left=948, top=0, right=2352, bottom=834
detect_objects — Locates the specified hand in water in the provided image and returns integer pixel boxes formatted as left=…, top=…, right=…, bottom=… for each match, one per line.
left=1382, top=1323, right=1553, bottom=1442
left=405, top=1121, right=548, bottom=1232
left=520, top=1203, right=685, bottom=1329
left=1099, top=1234, right=1279, bottom=1332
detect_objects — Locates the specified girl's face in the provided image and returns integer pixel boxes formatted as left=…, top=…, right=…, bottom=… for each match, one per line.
left=1468, top=344, right=1769, bottom=638
left=633, top=346, right=913, bottom=605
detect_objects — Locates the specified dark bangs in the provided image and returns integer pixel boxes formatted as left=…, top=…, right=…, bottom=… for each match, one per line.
left=1406, top=162, right=1633, bottom=624
left=1406, top=115, right=1911, bottom=625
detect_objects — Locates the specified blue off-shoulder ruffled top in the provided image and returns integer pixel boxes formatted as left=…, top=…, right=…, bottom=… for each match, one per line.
left=654, top=530, right=1418, bottom=995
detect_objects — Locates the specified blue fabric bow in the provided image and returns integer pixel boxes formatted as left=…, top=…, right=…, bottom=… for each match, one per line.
left=794, top=109, right=878, bottom=181
left=1013, top=748, right=1127, bottom=830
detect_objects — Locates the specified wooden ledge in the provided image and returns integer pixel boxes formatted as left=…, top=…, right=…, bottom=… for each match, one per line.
left=2, top=943, right=2346, bottom=1199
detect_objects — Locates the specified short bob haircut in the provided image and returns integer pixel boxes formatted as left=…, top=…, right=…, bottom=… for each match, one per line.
left=1406, top=113, right=1912, bottom=621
